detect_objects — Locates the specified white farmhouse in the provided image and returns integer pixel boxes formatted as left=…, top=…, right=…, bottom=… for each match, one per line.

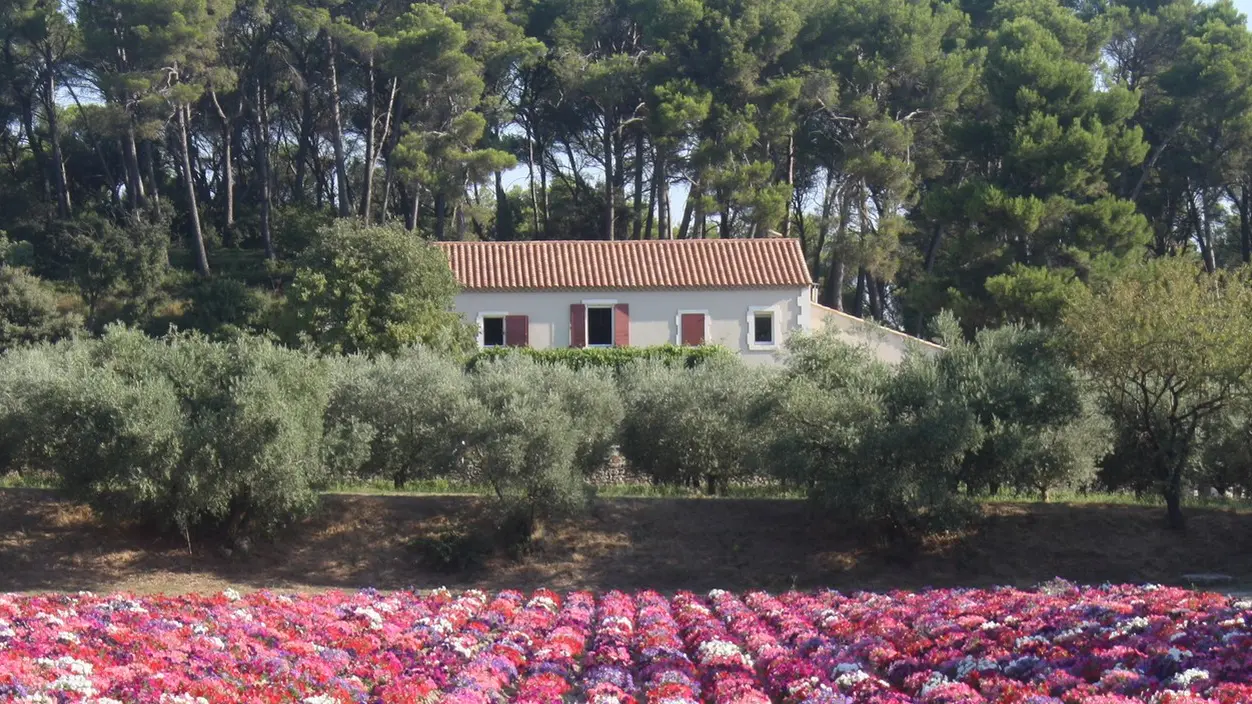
left=437, top=238, right=938, bottom=365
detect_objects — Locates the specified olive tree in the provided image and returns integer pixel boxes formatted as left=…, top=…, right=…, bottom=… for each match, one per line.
left=618, top=357, right=774, bottom=494
left=1064, top=258, right=1252, bottom=529
left=324, top=347, right=479, bottom=488
left=465, top=355, right=622, bottom=535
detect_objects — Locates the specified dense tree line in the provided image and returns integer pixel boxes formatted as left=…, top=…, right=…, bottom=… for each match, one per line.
left=4, top=0, right=1252, bottom=336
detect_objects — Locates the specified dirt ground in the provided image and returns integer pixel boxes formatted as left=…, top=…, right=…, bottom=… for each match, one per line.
left=2, top=488, right=1251, bottom=595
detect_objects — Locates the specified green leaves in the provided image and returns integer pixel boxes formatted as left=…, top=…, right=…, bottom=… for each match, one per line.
left=284, top=220, right=474, bottom=356
left=1064, top=257, right=1252, bottom=526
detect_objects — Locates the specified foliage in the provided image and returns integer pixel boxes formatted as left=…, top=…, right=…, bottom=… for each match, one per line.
left=1064, top=257, right=1252, bottom=528
left=464, top=356, right=621, bottom=532
left=931, top=314, right=1110, bottom=500
left=618, top=358, right=773, bottom=494
left=0, top=327, right=331, bottom=540
left=42, top=209, right=170, bottom=324
left=1198, top=406, right=1252, bottom=498
left=770, top=330, right=979, bottom=539
left=284, top=220, right=474, bottom=356
left=324, top=347, right=479, bottom=488
left=5, top=0, right=1252, bottom=343
left=769, top=318, right=1105, bottom=539
left=174, top=276, right=267, bottom=337
left=0, top=266, right=81, bottom=352
left=466, top=344, right=733, bottom=372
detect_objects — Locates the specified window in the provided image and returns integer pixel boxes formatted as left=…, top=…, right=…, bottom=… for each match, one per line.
left=482, top=316, right=505, bottom=347
left=587, top=306, right=614, bottom=346
left=748, top=307, right=777, bottom=349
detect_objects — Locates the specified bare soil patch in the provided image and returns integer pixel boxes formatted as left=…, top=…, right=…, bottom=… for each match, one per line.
left=2, top=488, right=1251, bottom=594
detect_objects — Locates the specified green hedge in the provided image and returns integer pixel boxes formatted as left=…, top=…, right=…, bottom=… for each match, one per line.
left=466, top=344, right=733, bottom=372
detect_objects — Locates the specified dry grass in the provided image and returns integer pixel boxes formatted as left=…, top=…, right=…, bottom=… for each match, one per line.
left=2, top=488, right=1251, bottom=595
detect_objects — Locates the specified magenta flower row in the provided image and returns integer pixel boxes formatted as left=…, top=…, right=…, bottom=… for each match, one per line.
left=0, top=584, right=1249, bottom=703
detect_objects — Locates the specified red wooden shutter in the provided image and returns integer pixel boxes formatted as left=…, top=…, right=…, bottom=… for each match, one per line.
left=614, top=304, right=630, bottom=347
left=570, top=304, right=586, bottom=348
left=504, top=315, right=529, bottom=347
left=680, top=313, right=705, bottom=346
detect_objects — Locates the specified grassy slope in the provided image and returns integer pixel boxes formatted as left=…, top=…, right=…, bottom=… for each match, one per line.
left=2, top=488, right=1250, bottom=595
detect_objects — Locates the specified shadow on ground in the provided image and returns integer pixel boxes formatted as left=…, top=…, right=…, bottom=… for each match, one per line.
left=3, top=488, right=1251, bottom=594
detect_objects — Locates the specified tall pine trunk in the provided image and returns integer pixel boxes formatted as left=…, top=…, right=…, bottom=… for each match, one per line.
left=782, top=133, right=795, bottom=237
left=256, top=84, right=274, bottom=260
left=142, top=139, right=160, bottom=204
left=208, top=88, right=234, bottom=243
left=527, top=120, right=540, bottom=237
left=1239, top=183, right=1252, bottom=263
left=603, top=115, right=614, bottom=240
left=327, top=35, right=351, bottom=217
left=124, top=119, right=145, bottom=208
left=294, top=86, right=314, bottom=204
left=43, top=65, right=71, bottom=218
left=177, top=104, right=210, bottom=276
left=632, top=130, right=644, bottom=239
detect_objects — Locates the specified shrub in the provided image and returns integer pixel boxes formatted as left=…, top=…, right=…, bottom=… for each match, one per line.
left=176, top=276, right=266, bottom=337
left=768, top=318, right=1108, bottom=539
left=618, top=357, right=773, bottom=494
left=466, top=344, right=733, bottom=373
left=324, top=347, right=479, bottom=488
left=1197, top=409, right=1252, bottom=498
left=0, top=266, right=81, bottom=352
left=464, top=355, right=622, bottom=533
left=0, top=327, right=331, bottom=542
left=769, top=329, right=978, bottom=539
left=284, top=219, right=474, bottom=355
left=409, top=528, right=492, bottom=572
left=932, top=316, right=1109, bottom=500
left=42, top=208, right=170, bottom=323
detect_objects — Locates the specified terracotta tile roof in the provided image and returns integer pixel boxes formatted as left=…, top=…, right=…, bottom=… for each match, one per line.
left=436, top=238, right=813, bottom=291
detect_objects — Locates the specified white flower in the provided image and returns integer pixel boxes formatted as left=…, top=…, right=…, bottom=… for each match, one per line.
left=302, top=696, right=341, bottom=704
left=834, top=668, right=870, bottom=689
left=159, top=694, right=209, bottom=704
left=980, top=620, right=1000, bottom=630
left=1115, top=616, right=1150, bottom=635
left=1171, top=668, right=1210, bottom=688
left=919, top=672, right=950, bottom=696
left=696, top=639, right=752, bottom=667
left=1167, top=647, right=1193, bottom=662
left=222, top=588, right=242, bottom=602
left=527, top=595, right=559, bottom=612
left=88, top=699, right=124, bottom=704
left=352, top=606, right=384, bottom=630
left=48, top=674, right=96, bottom=696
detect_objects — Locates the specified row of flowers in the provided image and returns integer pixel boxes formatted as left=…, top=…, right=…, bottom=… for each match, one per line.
left=0, top=585, right=1249, bottom=703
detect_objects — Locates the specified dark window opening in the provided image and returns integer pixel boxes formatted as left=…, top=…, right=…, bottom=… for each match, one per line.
left=587, top=307, right=614, bottom=346
left=753, top=312, right=774, bottom=344
left=483, top=317, right=505, bottom=346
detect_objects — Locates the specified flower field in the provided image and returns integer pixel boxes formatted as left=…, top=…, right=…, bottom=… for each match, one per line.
left=0, top=586, right=1250, bottom=703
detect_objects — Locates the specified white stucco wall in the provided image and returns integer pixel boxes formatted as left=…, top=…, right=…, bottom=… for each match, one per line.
left=453, top=287, right=812, bottom=365
left=810, top=303, right=943, bottom=364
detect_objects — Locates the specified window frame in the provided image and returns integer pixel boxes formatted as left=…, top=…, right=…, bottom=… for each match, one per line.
left=675, top=309, right=711, bottom=346
left=581, top=298, right=617, bottom=348
left=476, top=311, right=509, bottom=348
left=747, top=306, right=779, bottom=350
